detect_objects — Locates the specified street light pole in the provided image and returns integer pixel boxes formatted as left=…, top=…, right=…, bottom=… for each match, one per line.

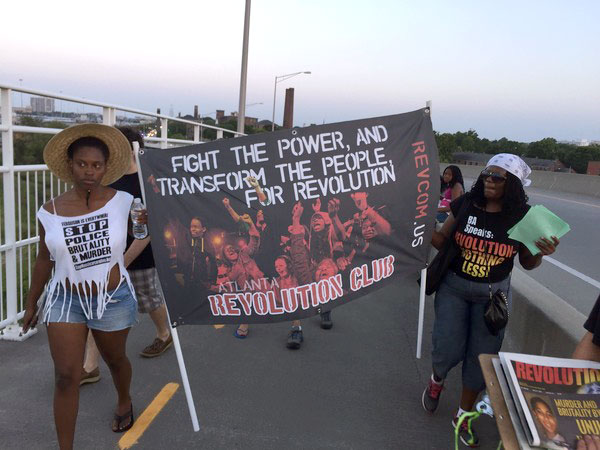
left=271, top=71, right=311, bottom=131
left=237, top=0, right=251, bottom=136
left=18, top=78, right=23, bottom=108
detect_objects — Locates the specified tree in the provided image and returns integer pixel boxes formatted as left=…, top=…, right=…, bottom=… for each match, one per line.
left=525, top=138, right=558, bottom=160
left=434, top=132, right=456, bottom=162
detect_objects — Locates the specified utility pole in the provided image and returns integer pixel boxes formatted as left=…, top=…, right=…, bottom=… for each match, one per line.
left=237, top=0, right=251, bottom=135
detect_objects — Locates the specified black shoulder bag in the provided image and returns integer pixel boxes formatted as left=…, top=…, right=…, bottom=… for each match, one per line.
left=482, top=210, right=509, bottom=336
left=424, top=197, right=471, bottom=296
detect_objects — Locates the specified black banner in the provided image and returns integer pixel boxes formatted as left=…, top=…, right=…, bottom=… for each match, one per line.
left=139, top=109, right=439, bottom=326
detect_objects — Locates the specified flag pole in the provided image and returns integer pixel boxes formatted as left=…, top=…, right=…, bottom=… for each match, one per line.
left=134, top=143, right=200, bottom=431
left=416, top=268, right=427, bottom=359
left=416, top=99, right=433, bottom=359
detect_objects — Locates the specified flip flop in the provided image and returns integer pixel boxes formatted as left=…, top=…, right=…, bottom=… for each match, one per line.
left=233, top=327, right=249, bottom=339
left=112, top=403, right=134, bottom=433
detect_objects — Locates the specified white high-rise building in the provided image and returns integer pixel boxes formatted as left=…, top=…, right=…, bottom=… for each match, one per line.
left=30, top=97, right=55, bottom=113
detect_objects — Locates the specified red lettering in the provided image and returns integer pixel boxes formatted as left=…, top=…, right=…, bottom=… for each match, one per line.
left=350, top=267, right=361, bottom=291
left=281, top=288, right=298, bottom=313
left=253, top=292, right=268, bottom=315
left=552, top=367, right=562, bottom=385
left=310, top=282, right=320, bottom=307
left=412, top=141, right=425, bottom=153
left=417, top=167, right=430, bottom=178
left=415, top=154, right=428, bottom=168
left=236, top=293, right=253, bottom=315
left=385, top=255, right=394, bottom=277
left=208, top=295, right=227, bottom=316
left=329, top=274, right=343, bottom=299
left=526, top=363, right=534, bottom=381
left=223, top=294, right=241, bottom=316
left=532, top=365, right=544, bottom=382
left=361, top=264, right=373, bottom=287
left=317, top=279, right=331, bottom=304
left=561, top=368, right=573, bottom=385
left=372, top=258, right=383, bottom=282
left=267, top=291, right=284, bottom=315
left=515, top=362, right=528, bottom=380
left=417, top=180, right=430, bottom=192
left=543, top=367, right=554, bottom=384
left=296, top=285, right=311, bottom=309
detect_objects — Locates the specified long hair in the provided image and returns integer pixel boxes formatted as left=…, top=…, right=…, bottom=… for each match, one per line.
left=469, top=171, right=529, bottom=218
left=442, top=165, right=464, bottom=191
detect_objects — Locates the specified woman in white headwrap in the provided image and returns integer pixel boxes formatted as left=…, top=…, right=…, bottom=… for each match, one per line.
left=421, top=154, right=560, bottom=447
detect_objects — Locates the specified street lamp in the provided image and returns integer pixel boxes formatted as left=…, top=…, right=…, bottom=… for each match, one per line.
left=271, top=71, right=311, bottom=131
left=18, top=78, right=23, bottom=108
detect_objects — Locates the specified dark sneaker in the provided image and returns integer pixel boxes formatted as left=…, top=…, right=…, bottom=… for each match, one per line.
left=452, top=415, right=480, bottom=448
left=140, top=334, right=173, bottom=358
left=320, top=311, right=333, bottom=329
left=422, top=377, right=444, bottom=413
left=80, top=367, right=100, bottom=386
left=286, top=326, right=303, bottom=350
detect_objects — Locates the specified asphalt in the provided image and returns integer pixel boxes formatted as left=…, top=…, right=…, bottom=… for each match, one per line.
left=1, top=277, right=504, bottom=450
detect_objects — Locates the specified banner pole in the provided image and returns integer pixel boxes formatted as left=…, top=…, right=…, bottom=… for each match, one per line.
left=416, top=267, right=427, bottom=359
left=416, top=99, right=433, bottom=359
left=170, top=326, right=201, bottom=431
left=134, top=144, right=200, bottom=432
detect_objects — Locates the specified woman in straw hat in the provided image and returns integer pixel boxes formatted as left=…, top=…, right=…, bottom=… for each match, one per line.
left=22, top=124, right=140, bottom=447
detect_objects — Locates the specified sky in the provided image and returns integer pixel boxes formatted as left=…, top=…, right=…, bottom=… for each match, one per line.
left=1, top=0, right=599, bottom=142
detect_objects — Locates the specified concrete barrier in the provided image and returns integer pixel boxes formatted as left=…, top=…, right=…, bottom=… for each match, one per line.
left=503, top=267, right=587, bottom=357
left=444, top=164, right=600, bottom=198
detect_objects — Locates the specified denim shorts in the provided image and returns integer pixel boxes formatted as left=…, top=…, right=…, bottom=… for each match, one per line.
left=431, top=270, right=512, bottom=392
left=45, top=282, right=138, bottom=332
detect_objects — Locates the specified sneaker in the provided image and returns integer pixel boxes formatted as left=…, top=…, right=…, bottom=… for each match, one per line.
left=452, top=415, right=480, bottom=448
left=286, top=326, right=303, bottom=350
left=320, top=311, right=333, bottom=329
left=140, top=334, right=173, bottom=358
left=80, top=367, right=100, bottom=386
left=422, top=376, right=444, bottom=413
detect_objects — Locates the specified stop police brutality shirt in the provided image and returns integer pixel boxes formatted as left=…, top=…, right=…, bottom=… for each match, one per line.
left=449, top=195, right=529, bottom=283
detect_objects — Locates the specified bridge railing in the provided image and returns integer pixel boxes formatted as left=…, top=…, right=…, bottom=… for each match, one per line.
left=0, top=83, right=244, bottom=335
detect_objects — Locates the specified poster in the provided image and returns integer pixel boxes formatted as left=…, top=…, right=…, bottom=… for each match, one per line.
left=138, top=108, right=439, bottom=325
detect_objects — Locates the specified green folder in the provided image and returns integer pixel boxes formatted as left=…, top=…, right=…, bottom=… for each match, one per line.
left=507, top=205, right=570, bottom=255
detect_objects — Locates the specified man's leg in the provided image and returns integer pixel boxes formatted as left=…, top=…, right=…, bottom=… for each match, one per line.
left=148, top=303, right=170, bottom=341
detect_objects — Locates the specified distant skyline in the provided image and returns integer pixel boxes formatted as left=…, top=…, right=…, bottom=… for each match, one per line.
left=2, top=0, right=599, bottom=142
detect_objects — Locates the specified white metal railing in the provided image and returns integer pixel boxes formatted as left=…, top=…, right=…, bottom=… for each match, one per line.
left=0, top=83, right=244, bottom=336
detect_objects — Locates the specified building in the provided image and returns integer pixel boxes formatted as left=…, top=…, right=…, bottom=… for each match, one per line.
left=30, top=97, right=55, bottom=113
left=452, top=152, right=566, bottom=171
left=587, top=161, right=600, bottom=176
left=215, top=110, right=258, bottom=127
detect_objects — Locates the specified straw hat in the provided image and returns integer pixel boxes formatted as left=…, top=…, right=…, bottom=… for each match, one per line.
left=43, top=124, right=132, bottom=186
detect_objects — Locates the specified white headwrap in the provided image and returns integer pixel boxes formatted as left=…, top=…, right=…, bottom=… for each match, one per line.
left=486, top=153, right=532, bottom=187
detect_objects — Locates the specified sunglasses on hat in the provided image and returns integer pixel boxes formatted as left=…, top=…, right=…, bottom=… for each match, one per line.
left=480, top=169, right=507, bottom=183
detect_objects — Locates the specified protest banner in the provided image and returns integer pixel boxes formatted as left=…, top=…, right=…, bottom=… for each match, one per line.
left=138, top=108, right=440, bottom=325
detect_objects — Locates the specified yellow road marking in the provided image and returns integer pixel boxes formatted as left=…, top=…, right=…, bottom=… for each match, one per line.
left=118, top=382, right=179, bottom=449
left=213, top=324, right=224, bottom=329
left=532, top=192, right=600, bottom=209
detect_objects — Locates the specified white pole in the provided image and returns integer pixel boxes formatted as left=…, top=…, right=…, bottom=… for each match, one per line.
left=271, top=76, right=278, bottom=132
left=416, top=99, right=433, bottom=359
left=237, top=0, right=251, bottom=135
left=170, top=326, right=200, bottom=431
left=134, top=145, right=200, bottom=432
left=416, top=268, right=427, bottom=359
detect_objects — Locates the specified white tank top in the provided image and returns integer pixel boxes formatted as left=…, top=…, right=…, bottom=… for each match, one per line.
left=37, top=190, right=135, bottom=322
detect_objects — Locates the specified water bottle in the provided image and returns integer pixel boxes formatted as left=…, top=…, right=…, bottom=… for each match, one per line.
left=130, top=198, right=148, bottom=239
